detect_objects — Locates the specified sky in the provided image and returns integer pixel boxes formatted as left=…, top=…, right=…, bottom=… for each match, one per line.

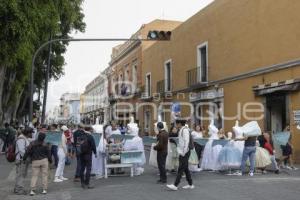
left=46, top=0, right=214, bottom=113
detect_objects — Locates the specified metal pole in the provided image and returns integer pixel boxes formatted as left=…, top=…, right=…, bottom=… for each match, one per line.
left=41, top=33, right=53, bottom=124
left=29, top=38, right=158, bottom=123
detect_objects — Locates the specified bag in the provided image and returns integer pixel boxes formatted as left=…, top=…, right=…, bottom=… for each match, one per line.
left=77, top=134, right=90, bottom=155
left=183, top=127, right=195, bottom=150
left=6, top=143, right=16, bottom=162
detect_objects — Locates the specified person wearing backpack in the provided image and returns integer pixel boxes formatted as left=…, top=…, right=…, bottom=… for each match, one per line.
left=167, top=119, right=194, bottom=191
left=79, top=126, right=97, bottom=189
left=73, top=123, right=85, bottom=182
left=13, top=128, right=32, bottom=195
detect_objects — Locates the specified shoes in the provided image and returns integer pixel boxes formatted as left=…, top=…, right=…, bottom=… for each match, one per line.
left=42, top=190, right=47, bottom=195
left=74, top=177, right=80, bottom=182
left=166, top=184, right=178, bottom=191
left=249, top=172, right=254, bottom=177
left=286, top=166, right=292, bottom=170
left=182, top=185, right=195, bottom=189
left=14, top=189, right=27, bottom=195
left=30, top=190, right=36, bottom=196
left=59, top=176, right=68, bottom=181
left=81, top=184, right=86, bottom=189
left=54, top=177, right=63, bottom=183
left=262, top=170, right=267, bottom=174
left=87, top=185, right=94, bottom=189
left=275, top=169, right=280, bottom=174
left=291, top=166, right=298, bottom=170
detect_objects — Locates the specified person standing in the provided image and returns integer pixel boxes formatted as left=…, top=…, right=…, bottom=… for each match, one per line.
left=236, top=135, right=257, bottom=176
left=79, top=126, right=97, bottom=189
left=191, top=124, right=204, bottom=169
left=262, top=132, right=279, bottom=174
left=23, top=133, right=52, bottom=196
left=50, top=124, right=59, bottom=168
left=13, top=128, right=32, bottom=195
left=53, top=126, right=68, bottom=182
left=167, top=119, right=194, bottom=191
left=73, top=123, right=85, bottom=182
left=154, top=122, right=169, bottom=184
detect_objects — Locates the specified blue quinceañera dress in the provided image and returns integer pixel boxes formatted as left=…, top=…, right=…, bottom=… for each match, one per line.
left=218, top=140, right=242, bottom=169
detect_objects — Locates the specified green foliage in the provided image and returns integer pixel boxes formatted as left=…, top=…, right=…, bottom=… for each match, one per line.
left=0, top=0, right=86, bottom=119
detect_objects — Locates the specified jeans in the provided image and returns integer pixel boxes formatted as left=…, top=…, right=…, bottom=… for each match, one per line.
left=270, top=155, right=279, bottom=170
left=80, top=154, right=92, bottom=185
left=157, top=152, right=167, bottom=182
left=75, top=155, right=82, bottom=178
left=51, top=145, right=59, bottom=167
left=174, top=151, right=193, bottom=187
left=241, top=146, right=256, bottom=174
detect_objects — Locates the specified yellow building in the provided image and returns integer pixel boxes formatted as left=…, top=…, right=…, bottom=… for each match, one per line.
left=107, top=19, right=181, bottom=127
left=140, top=0, right=300, bottom=161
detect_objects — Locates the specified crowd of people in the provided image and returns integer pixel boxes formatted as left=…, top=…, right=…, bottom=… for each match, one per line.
left=0, top=118, right=298, bottom=195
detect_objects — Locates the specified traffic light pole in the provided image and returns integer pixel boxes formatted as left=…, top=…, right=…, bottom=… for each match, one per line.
left=29, top=37, right=166, bottom=123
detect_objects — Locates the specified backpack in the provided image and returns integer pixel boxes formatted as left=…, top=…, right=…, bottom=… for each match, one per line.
left=182, top=127, right=195, bottom=150
left=5, top=138, right=25, bottom=163
left=77, top=134, right=90, bottom=155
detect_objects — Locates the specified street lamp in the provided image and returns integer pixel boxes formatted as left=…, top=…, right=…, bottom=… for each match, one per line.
left=29, top=32, right=172, bottom=122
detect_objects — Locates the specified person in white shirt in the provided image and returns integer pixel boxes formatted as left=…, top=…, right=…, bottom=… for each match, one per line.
left=167, top=119, right=194, bottom=191
left=54, top=126, right=68, bottom=182
left=191, top=124, right=204, bottom=169
left=14, top=128, right=32, bottom=195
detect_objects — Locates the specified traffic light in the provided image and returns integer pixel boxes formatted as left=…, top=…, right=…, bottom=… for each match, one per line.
left=147, top=30, right=172, bottom=40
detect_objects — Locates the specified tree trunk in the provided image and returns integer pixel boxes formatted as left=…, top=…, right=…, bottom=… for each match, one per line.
left=0, top=66, right=7, bottom=126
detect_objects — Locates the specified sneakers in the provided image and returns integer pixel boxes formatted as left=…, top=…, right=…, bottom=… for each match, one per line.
left=235, top=172, right=242, bottom=176
left=249, top=172, right=254, bottom=177
left=30, top=190, right=36, bottom=196
left=54, top=177, right=63, bottom=183
left=42, top=190, right=47, bottom=195
left=59, top=176, right=68, bottom=181
left=286, top=166, right=292, bottom=170
left=291, top=166, right=298, bottom=170
left=166, top=184, right=178, bottom=191
left=95, top=175, right=104, bottom=180
left=182, top=185, right=195, bottom=189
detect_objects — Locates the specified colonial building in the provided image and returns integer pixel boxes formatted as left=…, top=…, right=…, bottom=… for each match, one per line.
left=107, top=19, right=181, bottom=128
left=81, top=71, right=109, bottom=124
left=59, top=92, right=81, bottom=124
left=140, top=0, right=300, bottom=161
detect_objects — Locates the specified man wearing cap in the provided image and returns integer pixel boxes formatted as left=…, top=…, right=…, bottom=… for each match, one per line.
left=154, top=122, right=169, bottom=184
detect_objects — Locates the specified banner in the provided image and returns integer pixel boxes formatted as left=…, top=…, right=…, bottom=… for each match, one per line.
left=273, top=131, right=290, bottom=146
left=45, top=131, right=62, bottom=145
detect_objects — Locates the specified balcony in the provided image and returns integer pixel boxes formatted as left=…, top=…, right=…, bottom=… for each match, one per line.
left=186, top=67, right=208, bottom=88
left=156, top=79, right=165, bottom=94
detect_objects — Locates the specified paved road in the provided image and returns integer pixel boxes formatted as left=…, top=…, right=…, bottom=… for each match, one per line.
left=0, top=153, right=300, bottom=200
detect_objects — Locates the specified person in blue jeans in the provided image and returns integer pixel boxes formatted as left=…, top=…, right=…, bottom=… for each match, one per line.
left=236, top=136, right=257, bottom=176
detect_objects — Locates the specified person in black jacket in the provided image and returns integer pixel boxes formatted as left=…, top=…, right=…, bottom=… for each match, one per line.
left=154, top=122, right=169, bottom=184
left=79, top=126, right=97, bottom=189
left=23, top=133, right=52, bottom=196
left=73, top=123, right=85, bottom=182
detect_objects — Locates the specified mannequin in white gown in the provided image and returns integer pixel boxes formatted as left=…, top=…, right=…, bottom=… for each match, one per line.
left=200, top=120, right=222, bottom=171
left=123, top=117, right=146, bottom=176
left=233, top=120, right=244, bottom=154
left=91, top=120, right=107, bottom=179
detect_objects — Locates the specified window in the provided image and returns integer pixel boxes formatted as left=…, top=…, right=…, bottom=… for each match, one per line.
left=164, top=60, right=172, bottom=92
left=197, top=42, right=208, bottom=82
left=132, top=65, right=137, bottom=92
left=144, top=110, right=151, bottom=132
left=145, top=73, right=151, bottom=97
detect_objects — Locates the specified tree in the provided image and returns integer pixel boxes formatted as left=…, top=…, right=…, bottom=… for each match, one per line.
left=0, top=0, right=86, bottom=125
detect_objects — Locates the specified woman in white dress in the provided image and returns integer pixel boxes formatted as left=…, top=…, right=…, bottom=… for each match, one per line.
left=233, top=121, right=245, bottom=154
left=201, top=121, right=222, bottom=171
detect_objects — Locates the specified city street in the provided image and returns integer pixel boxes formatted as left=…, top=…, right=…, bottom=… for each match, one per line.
left=1, top=152, right=300, bottom=200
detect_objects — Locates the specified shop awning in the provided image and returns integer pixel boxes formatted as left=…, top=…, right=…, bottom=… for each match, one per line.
left=253, top=79, right=300, bottom=96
